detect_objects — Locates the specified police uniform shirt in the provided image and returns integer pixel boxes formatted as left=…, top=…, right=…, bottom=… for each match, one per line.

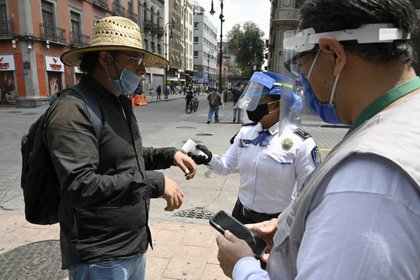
left=208, top=122, right=319, bottom=214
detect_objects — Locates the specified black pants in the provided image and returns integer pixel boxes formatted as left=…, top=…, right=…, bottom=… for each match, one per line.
left=231, top=198, right=280, bottom=224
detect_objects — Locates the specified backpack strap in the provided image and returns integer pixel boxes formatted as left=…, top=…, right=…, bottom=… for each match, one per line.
left=70, top=84, right=103, bottom=139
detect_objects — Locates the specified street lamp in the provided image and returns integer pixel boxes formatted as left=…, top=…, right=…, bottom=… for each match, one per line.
left=210, top=0, right=224, bottom=94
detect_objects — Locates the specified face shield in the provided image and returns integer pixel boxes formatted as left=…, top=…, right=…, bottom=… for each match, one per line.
left=282, top=23, right=410, bottom=123
left=279, top=85, right=303, bottom=134
left=235, top=71, right=294, bottom=111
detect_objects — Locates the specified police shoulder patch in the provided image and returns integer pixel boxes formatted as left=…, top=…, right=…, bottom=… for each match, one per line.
left=311, top=146, right=322, bottom=166
left=294, top=129, right=312, bottom=139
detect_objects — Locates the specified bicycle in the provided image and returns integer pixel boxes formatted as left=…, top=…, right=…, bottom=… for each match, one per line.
left=185, top=97, right=199, bottom=114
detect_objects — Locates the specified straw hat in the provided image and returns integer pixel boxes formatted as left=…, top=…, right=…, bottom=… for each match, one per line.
left=61, top=16, right=168, bottom=68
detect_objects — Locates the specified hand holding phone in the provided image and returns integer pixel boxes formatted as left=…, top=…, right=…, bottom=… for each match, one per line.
left=209, top=210, right=268, bottom=259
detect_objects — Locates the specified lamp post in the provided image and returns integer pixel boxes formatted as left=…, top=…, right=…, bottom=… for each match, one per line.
left=210, top=0, right=224, bottom=94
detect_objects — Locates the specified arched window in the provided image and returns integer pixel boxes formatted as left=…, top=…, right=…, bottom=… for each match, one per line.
left=150, top=7, right=154, bottom=25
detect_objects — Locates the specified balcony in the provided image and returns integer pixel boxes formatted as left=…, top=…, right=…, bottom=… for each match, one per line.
left=144, top=19, right=152, bottom=31
left=273, top=8, right=300, bottom=22
left=92, top=0, right=109, bottom=10
left=112, top=2, right=126, bottom=17
left=40, top=24, right=66, bottom=44
left=70, top=32, right=90, bottom=47
left=0, top=19, right=13, bottom=39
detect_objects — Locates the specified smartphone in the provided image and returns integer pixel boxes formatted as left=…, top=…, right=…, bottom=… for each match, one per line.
left=209, top=210, right=268, bottom=259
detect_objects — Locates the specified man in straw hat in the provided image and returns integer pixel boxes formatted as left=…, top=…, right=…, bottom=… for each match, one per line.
left=45, top=16, right=196, bottom=279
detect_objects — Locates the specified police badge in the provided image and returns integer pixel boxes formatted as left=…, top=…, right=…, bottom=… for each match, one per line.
left=281, top=138, right=293, bottom=150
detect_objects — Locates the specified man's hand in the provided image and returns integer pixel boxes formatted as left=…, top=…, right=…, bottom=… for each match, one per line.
left=173, top=151, right=197, bottom=180
left=162, top=176, right=184, bottom=211
left=188, top=144, right=212, bottom=165
left=216, top=230, right=254, bottom=278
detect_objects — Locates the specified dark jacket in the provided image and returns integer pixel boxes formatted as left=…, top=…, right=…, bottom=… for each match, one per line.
left=207, top=91, right=222, bottom=106
left=45, top=75, right=177, bottom=269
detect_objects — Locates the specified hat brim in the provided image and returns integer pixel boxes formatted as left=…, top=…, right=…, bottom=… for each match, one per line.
left=60, top=45, right=169, bottom=68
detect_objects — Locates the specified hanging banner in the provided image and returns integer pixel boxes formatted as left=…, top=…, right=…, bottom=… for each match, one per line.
left=0, top=55, right=16, bottom=71
left=45, top=56, right=64, bottom=72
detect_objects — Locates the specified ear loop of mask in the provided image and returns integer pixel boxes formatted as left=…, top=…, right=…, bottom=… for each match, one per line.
left=307, top=50, right=340, bottom=105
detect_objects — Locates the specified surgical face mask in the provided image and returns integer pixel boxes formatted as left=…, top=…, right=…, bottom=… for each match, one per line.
left=301, top=51, right=342, bottom=124
left=108, top=62, right=141, bottom=96
left=246, top=103, right=269, bottom=122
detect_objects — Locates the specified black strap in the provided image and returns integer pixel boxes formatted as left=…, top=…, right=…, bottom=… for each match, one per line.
left=66, top=84, right=103, bottom=138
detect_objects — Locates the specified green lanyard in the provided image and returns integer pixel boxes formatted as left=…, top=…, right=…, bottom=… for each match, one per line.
left=347, top=76, right=420, bottom=135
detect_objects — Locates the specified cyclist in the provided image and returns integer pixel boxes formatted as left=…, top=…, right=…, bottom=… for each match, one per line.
left=185, top=86, right=194, bottom=111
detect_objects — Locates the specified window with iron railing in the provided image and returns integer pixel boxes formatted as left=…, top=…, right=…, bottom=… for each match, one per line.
left=70, top=11, right=81, bottom=44
left=40, top=1, right=66, bottom=44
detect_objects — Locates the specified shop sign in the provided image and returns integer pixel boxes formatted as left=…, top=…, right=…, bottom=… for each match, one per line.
left=0, top=55, right=16, bottom=71
left=45, top=56, right=64, bottom=72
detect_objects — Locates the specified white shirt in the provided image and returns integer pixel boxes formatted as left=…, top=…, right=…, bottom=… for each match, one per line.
left=208, top=123, right=318, bottom=214
left=233, top=154, right=420, bottom=279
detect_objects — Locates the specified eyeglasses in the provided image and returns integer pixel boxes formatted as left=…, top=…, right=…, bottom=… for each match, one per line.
left=120, top=52, right=145, bottom=66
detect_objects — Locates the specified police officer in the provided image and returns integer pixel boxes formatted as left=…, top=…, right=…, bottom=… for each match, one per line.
left=190, top=71, right=321, bottom=224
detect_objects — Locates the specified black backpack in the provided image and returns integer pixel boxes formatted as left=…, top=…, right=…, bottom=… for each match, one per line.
left=20, top=84, right=102, bottom=225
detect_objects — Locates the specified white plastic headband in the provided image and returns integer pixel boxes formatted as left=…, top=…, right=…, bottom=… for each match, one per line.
left=283, top=23, right=410, bottom=53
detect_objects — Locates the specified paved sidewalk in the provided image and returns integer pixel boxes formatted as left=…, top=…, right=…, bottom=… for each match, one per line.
left=0, top=211, right=228, bottom=280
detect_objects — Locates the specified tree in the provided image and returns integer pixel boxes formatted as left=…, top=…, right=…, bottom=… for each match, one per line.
left=227, top=21, right=266, bottom=78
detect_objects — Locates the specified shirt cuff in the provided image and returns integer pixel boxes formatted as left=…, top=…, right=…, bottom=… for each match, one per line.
left=233, top=257, right=268, bottom=280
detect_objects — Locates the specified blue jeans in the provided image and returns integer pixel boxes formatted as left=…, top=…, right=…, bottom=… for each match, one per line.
left=69, top=254, right=146, bottom=280
left=208, top=105, right=219, bottom=122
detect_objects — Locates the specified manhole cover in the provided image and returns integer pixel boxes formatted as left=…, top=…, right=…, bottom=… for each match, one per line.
left=6, top=110, right=22, bottom=114
left=195, top=133, right=213, bottom=136
left=0, top=240, right=67, bottom=280
left=174, top=207, right=214, bottom=220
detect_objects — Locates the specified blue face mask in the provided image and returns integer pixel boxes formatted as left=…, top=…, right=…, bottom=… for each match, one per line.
left=108, top=63, right=141, bottom=96
left=301, top=51, right=342, bottom=124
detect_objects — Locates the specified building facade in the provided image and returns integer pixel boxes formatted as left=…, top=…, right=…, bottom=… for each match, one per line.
left=192, top=3, right=217, bottom=86
left=0, top=0, right=175, bottom=107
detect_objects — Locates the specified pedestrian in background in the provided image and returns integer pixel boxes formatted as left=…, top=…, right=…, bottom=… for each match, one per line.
left=232, top=83, right=243, bottom=123
left=156, top=84, right=162, bottom=100
left=216, top=0, right=420, bottom=279
left=207, top=88, right=223, bottom=124
left=190, top=72, right=319, bottom=225
left=54, top=16, right=196, bottom=280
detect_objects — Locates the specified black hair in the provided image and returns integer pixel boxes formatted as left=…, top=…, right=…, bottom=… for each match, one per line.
left=79, top=51, right=100, bottom=74
left=299, top=0, right=418, bottom=64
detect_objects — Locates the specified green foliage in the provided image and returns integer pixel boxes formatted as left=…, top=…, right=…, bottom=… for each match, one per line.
left=227, top=21, right=266, bottom=78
